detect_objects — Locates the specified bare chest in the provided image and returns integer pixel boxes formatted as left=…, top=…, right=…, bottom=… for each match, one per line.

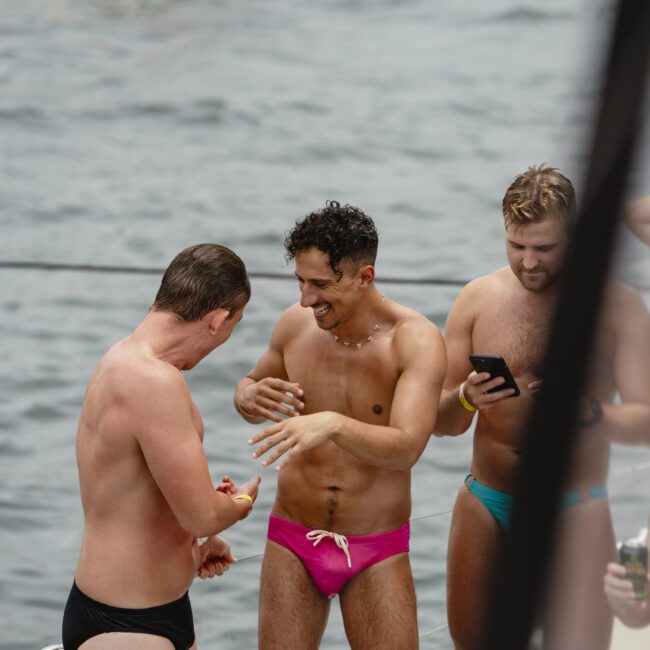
left=284, top=334, right=398, bottom=424
left=472, top=295, right=555, bottom=379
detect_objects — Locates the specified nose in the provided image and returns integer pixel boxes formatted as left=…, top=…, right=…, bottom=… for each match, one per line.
left=522, top=250, right=538, bottom=270
left=300, top=284, right=318, bottom=308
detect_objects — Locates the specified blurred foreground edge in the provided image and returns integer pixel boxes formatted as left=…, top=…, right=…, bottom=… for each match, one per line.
left=482, top=1, right=650, bottom=649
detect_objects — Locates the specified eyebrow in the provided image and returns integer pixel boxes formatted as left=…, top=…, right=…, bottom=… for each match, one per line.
left=294, top=273, right=332, bottom=283
left=507, top=239, right=556, bottom=247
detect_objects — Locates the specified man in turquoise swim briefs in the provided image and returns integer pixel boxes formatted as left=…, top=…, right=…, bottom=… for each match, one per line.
left=234, top=201, right=446, bottom=649
left=434, top=165, right=650, bottom=650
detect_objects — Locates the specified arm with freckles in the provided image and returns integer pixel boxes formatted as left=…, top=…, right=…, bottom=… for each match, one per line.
left=250, top=318, right=447, bottom=472
left=434, top=278, right=514, bottom=437
left=234, top=305, right=305, bottom=424
left=596, top=284, right=650, bottom=445
left=132, top=367, right=260, bottom=538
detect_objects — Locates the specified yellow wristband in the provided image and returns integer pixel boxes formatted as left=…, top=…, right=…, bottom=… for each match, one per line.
left=235, top=397, right=256, bottom=418
left=233, top=494, right=254, bottom=507
left=459, top=383, right=477, bottom=412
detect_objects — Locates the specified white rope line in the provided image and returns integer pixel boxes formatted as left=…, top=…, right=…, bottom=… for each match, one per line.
left=410, top=508, right=454, bottom=522
left=611, top=459, right=650, bottom=477
left=236, top=551, right=265, bottom=561
left=419, top=622, right=449, bottom=638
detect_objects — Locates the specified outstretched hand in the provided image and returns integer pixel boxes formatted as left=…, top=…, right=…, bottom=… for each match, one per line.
left=215, top=475, right=238, bottom=495
left=249, top=411, right=339, bottom=471
left=232, top=475, right=261, bottom=519
left=197, top=535, right=236, bottom=580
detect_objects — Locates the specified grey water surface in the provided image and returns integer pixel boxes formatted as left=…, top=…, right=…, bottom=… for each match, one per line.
left=2, top=1, right=650, bottom=648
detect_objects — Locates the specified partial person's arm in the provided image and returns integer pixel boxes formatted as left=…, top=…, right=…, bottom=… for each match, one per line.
left=433, top=279, right=515, bottom=437
left=624, top=196, right=650, bottom=246
left=596, top=283, right=650, bottom=445
left=133, top=367, right=260, bottom=538
left=604, top=543, right=650, bottom=628
left=234, top=307, right=304, bottom=424
left=250, top=317, right=447, bottom=471
left=196, top=535, right=237, bottom=580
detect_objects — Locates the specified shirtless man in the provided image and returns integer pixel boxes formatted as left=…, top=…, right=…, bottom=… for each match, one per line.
left=233, top=201, right=446, bottom=649
left=62, top=244, right=261, bottom=650
left=433, top=166, right=650, bottom=649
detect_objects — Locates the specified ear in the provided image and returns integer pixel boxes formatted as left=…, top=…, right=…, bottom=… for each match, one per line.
left=206, top=308, right=230, bottom=335
left=358, top=264, right=375, bottom=288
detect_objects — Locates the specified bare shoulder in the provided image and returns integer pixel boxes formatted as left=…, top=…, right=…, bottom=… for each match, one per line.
left=445, top=268, right=507, bottom=325
left=603, top=279, right=649, bottom=321
left=269, top=303, right=312, bottom=345
left=98, top=343, right=189, bottom=409
left=390, top=302, right=445, bottom=358
left=391, top=301, right=440, bottom=336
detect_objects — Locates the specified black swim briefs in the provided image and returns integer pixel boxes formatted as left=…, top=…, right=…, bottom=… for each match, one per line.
left=61, top=581, right=195, bottom=649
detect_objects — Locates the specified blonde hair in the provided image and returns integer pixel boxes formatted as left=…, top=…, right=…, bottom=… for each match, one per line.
left=502, top=165, right=576, bottom=229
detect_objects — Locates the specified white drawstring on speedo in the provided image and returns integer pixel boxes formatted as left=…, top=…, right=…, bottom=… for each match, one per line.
left=305, top=529, right=352, bottom=568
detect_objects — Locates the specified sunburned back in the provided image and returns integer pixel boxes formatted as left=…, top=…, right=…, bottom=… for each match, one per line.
left=274, top=303, right=417, bottom=533
left=75, top=342, right=199, bottom=607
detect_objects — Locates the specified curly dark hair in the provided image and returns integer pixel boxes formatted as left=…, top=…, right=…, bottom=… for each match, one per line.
left=284, top=201, right=378, bottom=277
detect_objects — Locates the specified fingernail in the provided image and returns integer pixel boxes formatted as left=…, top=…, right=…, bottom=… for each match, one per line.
left=252, top=453, right=257, bottom=459
left=262, top=461, right=268, bottom=467
left=248, top=439, right=253, bottom=445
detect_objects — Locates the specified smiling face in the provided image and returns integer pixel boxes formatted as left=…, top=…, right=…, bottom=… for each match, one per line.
left=505, top=214, right=570, bottom=292
left=294, top=247, right=365, bottom=330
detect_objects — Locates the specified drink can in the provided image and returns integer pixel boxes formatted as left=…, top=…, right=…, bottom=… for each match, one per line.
left=620, top=539, right=648, bottom=601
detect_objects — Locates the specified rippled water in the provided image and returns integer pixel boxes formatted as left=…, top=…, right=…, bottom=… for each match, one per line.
left=2, top=1, right=650, bottom=648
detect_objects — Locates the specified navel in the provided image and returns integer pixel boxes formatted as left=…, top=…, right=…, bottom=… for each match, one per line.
left=372, top=404, right=383, bottom=415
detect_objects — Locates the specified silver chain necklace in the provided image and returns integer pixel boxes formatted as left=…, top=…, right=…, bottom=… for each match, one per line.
left=334, top=323, right=380, bottom=350
left=332, top=296, right=385, bottom=350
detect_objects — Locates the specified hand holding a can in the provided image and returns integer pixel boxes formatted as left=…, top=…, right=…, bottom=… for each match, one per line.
left=604, top=562, right=648, bottom=611
left=604, top=539, right=650, bottom=624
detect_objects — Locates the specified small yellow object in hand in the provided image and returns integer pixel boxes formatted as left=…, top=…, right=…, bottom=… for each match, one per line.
left=233, top=494, right=254, bottom=507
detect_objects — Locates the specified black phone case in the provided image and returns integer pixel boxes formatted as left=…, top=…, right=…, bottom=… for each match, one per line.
left=469, top=354, right=520, bottom=397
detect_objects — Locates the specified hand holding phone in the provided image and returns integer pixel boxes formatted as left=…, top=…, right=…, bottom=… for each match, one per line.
left=469, top=354, right=520, bottom=398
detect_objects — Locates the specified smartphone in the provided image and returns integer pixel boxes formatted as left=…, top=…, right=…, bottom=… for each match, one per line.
left=469, top=354, right=520, bottom=397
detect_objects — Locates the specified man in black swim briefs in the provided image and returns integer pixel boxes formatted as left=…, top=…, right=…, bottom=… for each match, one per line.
left=62, top=244, right=260, bottom=649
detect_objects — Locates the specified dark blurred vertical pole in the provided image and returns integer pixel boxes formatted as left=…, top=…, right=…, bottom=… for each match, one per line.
left=482, top=1, right=650, bottom=648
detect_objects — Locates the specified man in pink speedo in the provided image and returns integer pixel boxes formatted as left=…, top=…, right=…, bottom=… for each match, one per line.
left=234, top=201, right=447, bottom=649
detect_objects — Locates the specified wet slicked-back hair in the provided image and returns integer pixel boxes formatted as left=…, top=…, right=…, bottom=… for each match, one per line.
left=502, top=165, right=577, bottom=229
left=284, top=200, right=378, bottom=277
left=153, top=243, right=250, bottom=321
